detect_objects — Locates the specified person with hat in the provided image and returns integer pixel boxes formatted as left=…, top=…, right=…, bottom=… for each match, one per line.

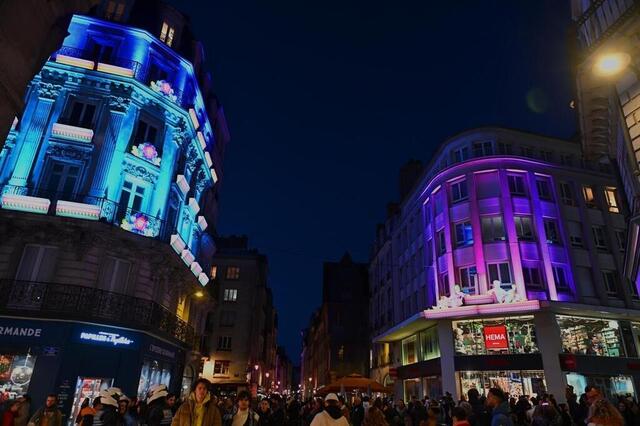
left=147, top=385, right=173, bottom=426
left=172, top=378, right=221, bottom=426
left=310, top=394, right=349, bottom=426
left=96, top=388, right=125, bottom=426
left=118, top=396, right=136, bottom=426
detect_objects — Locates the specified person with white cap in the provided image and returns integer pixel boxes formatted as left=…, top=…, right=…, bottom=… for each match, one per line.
left=95, top=388, right=125, bottom=426
left=310, top=394, right=349, bottom=426
left=146, top=384, right=173, bottom=426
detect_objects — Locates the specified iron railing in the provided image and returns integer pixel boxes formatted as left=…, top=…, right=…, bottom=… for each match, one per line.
left=576, top=0, right=638, bottom=50
left=1, top=185, right=178, bottom=245
left=0, top=279, right=197, bottom=347
left=52, top=46, right=188, bottom=107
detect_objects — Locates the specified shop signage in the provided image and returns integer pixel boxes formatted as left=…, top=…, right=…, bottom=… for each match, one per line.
left=0, top=325, right=42, bottom=337
left=148, top=344, right=176, bottom=359
left=483, top=325, right=508, bottom=350
left=80, top=331, right=133, bottom=346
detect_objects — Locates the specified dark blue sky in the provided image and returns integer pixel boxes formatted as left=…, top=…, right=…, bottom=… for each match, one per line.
left=171, top=0, right=577, bottom=361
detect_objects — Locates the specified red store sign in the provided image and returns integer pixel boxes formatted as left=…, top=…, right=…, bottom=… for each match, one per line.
left=484, top=325, right=509, bottom=350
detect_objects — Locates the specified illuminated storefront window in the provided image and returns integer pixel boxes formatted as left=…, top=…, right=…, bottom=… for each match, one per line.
left=420, top=327, right=440, bottom=361
left=137, top=359, right=172, bottom=399
left=459, top=370, right=546, bottom=398
left=566, top=373, right=635, bottom=399
left=402, top=336, right=417, bottom=365
left=453, top=316, right=538, bottom=355
left=558, top=316, right=625, bottom=357
left=0, top=353, right=36, bottom=397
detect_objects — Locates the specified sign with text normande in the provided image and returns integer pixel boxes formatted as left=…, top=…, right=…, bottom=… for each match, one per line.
left=484, top=324, right=508, bottom=350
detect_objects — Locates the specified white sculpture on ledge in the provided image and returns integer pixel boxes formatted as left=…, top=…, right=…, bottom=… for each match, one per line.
left=489, top=280, right=524, bottom=304
left=435, top=285, right=464, bottom=309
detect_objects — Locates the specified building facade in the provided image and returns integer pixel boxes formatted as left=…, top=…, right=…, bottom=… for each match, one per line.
left=0, top=0, right=229, bottom=416
left=370, top=127, right=640, bottom=403
left=202, top=236, right=280, bottom=396
left=301, top=253, right=369, bottom=395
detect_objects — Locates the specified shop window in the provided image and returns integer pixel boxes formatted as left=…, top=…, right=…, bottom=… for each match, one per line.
left=420, top=327, right=440, bottom=361
left=64, top=100, right=97, bottom=129
left=553, top=266, right=569, bottom=290
left=402, top=336, right=417, bottom=365
left=481, top=216, right=506, bottom=242
left=583, top=185, right=597, bottom=208
left=459, top=266, right=478, bottom=295
left=437, top=230, right=446, bottom=255
left=219, top=310, right=236, bottom=327
left=454, top=221, right=473, bottom=247
left=602, top=271, right=619, bottom=296
left=217, top=336, right=232, bottom=351
left=0, top=354, right=36, bottom=396
left=453, top=316, right=538, bottom=356
left=452, top=147, right=469, bottom=163
left=488, top=263, right=512, bottom=285
left=223, top=288, right=237, bottom=302
left=559, top=182, right=576, bottom=206
left=615, top=230, right=626, bottom=252
left=137, top=359, right=171, bottom=399
left=544, top=219, right=561, bottom=245
left=558, top=315, right=625, bottom=357
left=213, top=360, right=230, bottom=375
left=472, top=141, right=493, bottom=157
left=536, top=178, right=553, bottom=201
left=225, top=266, right=240, bottom=280
left=508, top=175, right=526, bottom=196
left=592, top=226, right=608, bottom=251
left=160, top=21, right=176, bottom=47
left=522, top=264, right=543, bottom=289
left=15, top=245, right=58, bottom=282
left=604, top=187, right=619, bottom=213
left=568, top=221, right=584, bottom=248
left=450, top=180, right=468, bottom=203
left=98, top=257, right=131, bottom=294
left=514, top=216, right=535, bottom=241
left=459, top=370, right=546, bottom=399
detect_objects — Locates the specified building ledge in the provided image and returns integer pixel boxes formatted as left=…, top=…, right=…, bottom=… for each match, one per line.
left=373, top=311, right=431, bottom=343
left=51, top=123, right=94, bottom=143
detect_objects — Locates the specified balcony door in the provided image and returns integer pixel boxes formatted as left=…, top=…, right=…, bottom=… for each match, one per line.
left=41, top=162, right=81, bottom=199
left=117, top=180, right=147, bottom=221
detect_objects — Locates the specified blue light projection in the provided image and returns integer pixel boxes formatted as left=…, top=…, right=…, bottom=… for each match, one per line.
left=0, top=14, right=219, bottom=285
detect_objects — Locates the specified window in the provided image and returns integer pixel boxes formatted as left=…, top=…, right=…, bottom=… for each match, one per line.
left=544, top=219, right=561, bottom=244
left=558, top=315, right=625, bottom=357
left=338, top=345, right=345, bottom=361
left=615, top=230, right=626, bottom=252
left=98, top=257, right=131, bottom=294
left=583, top=185, right=597, bottom=208
left=133, top=118, right=159, bottom=146
left=437, top=230, right=446, bottom=255
left=536, top=178, right=553, bottom=201
left=540, top=150, right=553, bottom=162
left=439, top=273, right=450, bottom=297
left=65, top=100, right=96, bottom=128
left=514, top=216, right=535, bottom=241
left=487, top=263, right=512, bottom=284
left=210, top=265, right=218, bottom=279
left=219, top=311, right=236, bottom=327
left=223, top=288, right=238, bottom=302
left=602, top=271, right=618, bottom=296
left=454, top=221, right=473, bottom=247
left=104, top=0, right=126, bottom=21
left=160, top=21, right=176, bottom=47
left=42, top=162, right=81, bottom=196
left=560, top=154, right=573, bottom=166
left=472, top=141, right=493, bottom=157
left=497, top=142, right=512, bottom=155
left=453, top=316, right=538, bottom=356
left=89, top=40, right=114, bottom=63
left=481, top=216, right=506, bottom=242
left=225, top=266, right=240, bottom=280
left=453, top=147, right=469, bottom=163
left=402, top=336, right=417, bottom=365
left=117, top=180, right=146, bottom=220
left=568, top=221, right=583, bottom=248
left=420, top=327, right=440, bottom=361
left=553, top=266, right=569, bottom=290
left=459, top=266, right=478, bottom=295
left=520, top=146, right=534, bottom=157
left=15, top=245, right=58, bottom=282
left=559, top=182, right=575, bottom=206
left=592, top=226, right=608, bottom=250
left=508, top=174, right=526, bottom=196
left=217, top=336, right=232, bottom=351
left=522, top=265, right=543, bottom=289
left=604, top=187, right=619, bottom=213
left=450, top=180, right=468, bottom=203
left=213, top=360, right=230, bottom=375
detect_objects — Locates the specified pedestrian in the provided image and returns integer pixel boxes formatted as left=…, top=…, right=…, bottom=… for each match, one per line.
left=14, top=396, right=30, bottom=426
left=172, top=378, right=222, bottom=426
left=310, top=394, right=348, bottom=426
left=118, top=398, right=136, bottom=426
left=587, top=400, right=623, bottom=426
left=96, top=388, right=125, bottom=426
left=27, top=394, right=62, bottom=426
left=485, top=389, right=513, bottom=426
left=531, top=402, right=559, bottom=426
left=2, top=400, right=19, bottom=426
left=338, top=397, right=349, bottom=424
left=231, top=391, right=259, bottom=426
left=453, top=407, right=471, bottom=426
left=257, top=399, right=272, bottom=426
left=167, top=395, right=178, bottom=417
left=269, top=396, right=285, bottom=425
left=352, top=397, right=365, bottom=426
left=76, top=398, right=96, bottom=426
left=221, top=398, right=236, bottom=426
left=147, top=385, right=173, bottom=426
left=363, top=399, right=388, bottom=426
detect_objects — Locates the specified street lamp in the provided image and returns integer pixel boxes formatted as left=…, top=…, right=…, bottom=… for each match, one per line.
left=254, top=364, right=259, bottom=371
left=194, top=290, right=204, bottom=298
left=593, top=52, right=632, bottom=77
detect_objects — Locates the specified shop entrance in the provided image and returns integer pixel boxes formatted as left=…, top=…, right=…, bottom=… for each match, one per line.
left=69, top=377, right=113, bottom=425
left=403, top=378, right=421, bottom=401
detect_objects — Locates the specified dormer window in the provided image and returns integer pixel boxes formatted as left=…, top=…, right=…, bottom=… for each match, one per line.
left=104, top=0, right=126, bottom=22
left=160, top=21, right=176, bottom=47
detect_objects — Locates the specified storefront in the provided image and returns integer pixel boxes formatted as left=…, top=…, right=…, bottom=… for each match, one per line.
left=0, top=317, right=185, bottom=421
left=458, top=370, right=546, bottom=398
left=453, top=316, right=538, bottom=356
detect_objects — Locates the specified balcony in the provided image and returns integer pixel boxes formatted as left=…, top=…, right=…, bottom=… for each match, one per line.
left=51, top=46, right=189, bottom=108
left=0, top=279, right=197, bottom=348
left=576, top=0, right=638, bottom=50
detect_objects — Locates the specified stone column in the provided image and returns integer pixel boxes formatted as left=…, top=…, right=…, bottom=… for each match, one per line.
left=437, top=319, right=458, bottom=398
left=534, top=310, right=567, bottom=403
left=7, top=82, right=61, bottom=191
left=88, top=95, right=131, bottom=198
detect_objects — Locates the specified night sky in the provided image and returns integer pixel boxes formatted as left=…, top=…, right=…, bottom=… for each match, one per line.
left=169, top=0, right=577, bottom=361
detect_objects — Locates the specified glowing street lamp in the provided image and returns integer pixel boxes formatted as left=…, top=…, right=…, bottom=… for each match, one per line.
left=593, top=52, right=632, bottom=77
left=254, top=364, right=259, bottom=371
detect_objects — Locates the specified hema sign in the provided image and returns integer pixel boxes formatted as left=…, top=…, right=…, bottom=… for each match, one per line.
left=483, top=324, right=509, bottom=350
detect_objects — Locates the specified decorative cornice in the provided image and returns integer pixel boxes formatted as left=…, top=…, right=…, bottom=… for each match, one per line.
left=37, top=82, right=63, bottom=100
left=108, top=95, right=131, bottom=113
left=122, top=161, right=158, bottom=184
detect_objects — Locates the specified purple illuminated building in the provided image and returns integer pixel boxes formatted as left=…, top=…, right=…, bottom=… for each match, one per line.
left=370, top=127, right=640, bottom=403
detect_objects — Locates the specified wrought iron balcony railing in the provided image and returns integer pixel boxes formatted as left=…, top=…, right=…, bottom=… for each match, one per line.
left=576, top=0, right=638, bottom=50
left=0, top=279, right=197, bottom=348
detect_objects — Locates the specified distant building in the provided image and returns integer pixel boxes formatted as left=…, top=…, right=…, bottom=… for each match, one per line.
left=275, top=346, right=294, bottom=393
left=202, top=236, right=280, bottom=395
left=301, top=253, right=369, bottom=394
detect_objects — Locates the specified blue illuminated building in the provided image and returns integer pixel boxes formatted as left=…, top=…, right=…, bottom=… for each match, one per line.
left=0, top=0, right=230, bottom=412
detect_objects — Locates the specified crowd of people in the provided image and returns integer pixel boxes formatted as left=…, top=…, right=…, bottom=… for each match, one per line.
left=0, top=381, right=638, bottom=426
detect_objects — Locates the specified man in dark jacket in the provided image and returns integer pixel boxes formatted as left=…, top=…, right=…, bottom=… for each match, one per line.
left=485, top=388, right=513, bottom=426
left=269, top=395, right=285, bottom=425
left=28, top=394, right=62, bottom=426
left=146, top=385, right=173, bottom=426
left=350, top=397, right=364, bottom=426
